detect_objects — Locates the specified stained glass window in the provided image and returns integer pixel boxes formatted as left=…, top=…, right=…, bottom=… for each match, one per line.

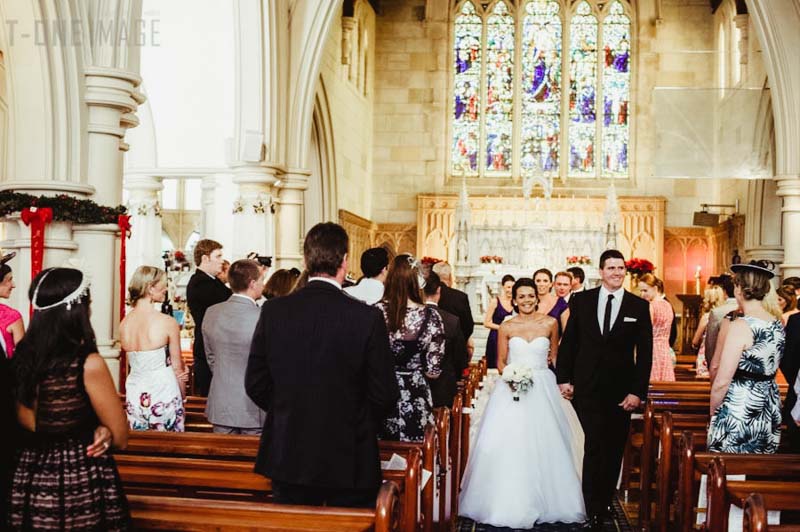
left=449, top=0, right=632, bottom=181
left=452, top=2, right=482, bottom=176
left=601, top=1, right=631, bottom=177
left=520, top=0, right=561, bottom=178
left=568, top=1, right=598, bottom=177
left=484, top=2, right=514, bottom=176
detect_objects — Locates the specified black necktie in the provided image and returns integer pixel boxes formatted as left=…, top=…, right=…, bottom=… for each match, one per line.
left=603, top=294, right=614, bottom=337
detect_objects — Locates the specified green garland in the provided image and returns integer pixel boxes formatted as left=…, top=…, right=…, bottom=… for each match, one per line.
left=0, top=191, right=127, bottom=224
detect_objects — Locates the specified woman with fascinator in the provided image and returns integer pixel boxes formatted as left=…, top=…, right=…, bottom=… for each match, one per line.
left=708, top=260, right=785, bottom=453
left=7, top=268, right=130, bottom=530
left=0, top=252, right=25, bottom=358
left=377, top=254, right=444, bottom=442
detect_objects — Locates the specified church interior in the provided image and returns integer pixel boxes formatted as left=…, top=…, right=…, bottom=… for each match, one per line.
left=2, top=0, right=800, bottom=529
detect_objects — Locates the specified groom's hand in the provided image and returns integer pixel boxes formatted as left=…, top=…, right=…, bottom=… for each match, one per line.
left=618, top=394, right=641, bottom=412
left=558, top=383, right=574, bottom=400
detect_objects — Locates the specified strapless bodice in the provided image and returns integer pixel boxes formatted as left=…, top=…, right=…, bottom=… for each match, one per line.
left=507, top=336, right=550, bottom=370
left=128, top=346, right=169, bottom=373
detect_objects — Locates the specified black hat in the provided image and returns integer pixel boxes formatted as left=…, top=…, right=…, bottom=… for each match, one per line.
left=730, top=260, right=776, bottom=279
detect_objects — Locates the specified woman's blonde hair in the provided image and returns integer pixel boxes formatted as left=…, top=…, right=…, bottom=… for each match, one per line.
left=701, top=285, right=725, bottom=313
left=761, top=283, right=783, bottom=320
left=128, top=266, right=166, bottom=306
left=639, top=273, right=664, bottom=292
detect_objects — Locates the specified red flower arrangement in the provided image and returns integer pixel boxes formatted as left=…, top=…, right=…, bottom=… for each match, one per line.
left=421, top=256, right=442, bottom=266
left=625, top=258, right=655, bottom=276
left=567, top=255, right=591, bottom=265
left=480, top=255, right=503, bottom=264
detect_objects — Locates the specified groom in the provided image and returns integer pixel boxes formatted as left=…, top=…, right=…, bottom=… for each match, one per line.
left=557, top=249, right=653, bottom=529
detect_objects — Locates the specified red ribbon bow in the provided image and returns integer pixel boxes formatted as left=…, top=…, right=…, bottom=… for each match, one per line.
left=118, top=214, right=132, bottom=393
left=21, top=206, right=53, bottom=317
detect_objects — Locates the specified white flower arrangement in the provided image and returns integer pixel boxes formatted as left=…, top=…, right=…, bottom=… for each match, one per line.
left=501, top=363, right=535, bottom=401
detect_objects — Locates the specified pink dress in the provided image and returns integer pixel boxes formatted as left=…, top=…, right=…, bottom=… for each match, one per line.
left=0, top=303, right=22, bottom=358
left=649, top=298, right=675, bottom=382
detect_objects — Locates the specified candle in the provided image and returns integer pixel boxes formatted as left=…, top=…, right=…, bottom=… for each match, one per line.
left=695, top=265, right=702, bottom=295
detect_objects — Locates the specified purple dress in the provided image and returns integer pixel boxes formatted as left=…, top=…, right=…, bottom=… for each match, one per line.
left=548, top=296, right=569, bottom=336
left=485, top=298, right=513, bottom=369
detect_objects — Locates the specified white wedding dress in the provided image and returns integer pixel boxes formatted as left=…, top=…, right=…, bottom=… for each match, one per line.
left=459, top=336, right=586, bottom=527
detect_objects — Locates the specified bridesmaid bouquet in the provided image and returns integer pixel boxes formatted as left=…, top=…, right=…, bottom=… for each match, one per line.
left=501, top=364, right=535, bottom=401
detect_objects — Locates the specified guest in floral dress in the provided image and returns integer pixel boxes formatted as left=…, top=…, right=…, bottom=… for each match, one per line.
left=638, top=273, right=675, bottom=382
left=708, top=260, right=784, bottom=453
left=377, top=254, right=445, bottom=442
left=0, top=254, right=24, bottom=358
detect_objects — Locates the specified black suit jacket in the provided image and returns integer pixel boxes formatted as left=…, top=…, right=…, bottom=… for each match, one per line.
left=245, top=280, right=399, bottom=490
left=0, top=351, right=15, bottom=516
left=557, top=287, right=653, bottom=403
left=186, top=271, right=232, bottom=364
left=426, top=304, right=469, bottom=408
left=438, top=285, right=474, bottom=340
left=782, top=313, right=800, bottom=417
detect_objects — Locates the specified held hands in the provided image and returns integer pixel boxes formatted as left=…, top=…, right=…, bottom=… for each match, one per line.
left=87, top=425, right=113, bottom=457
left=618, top=394, right=641, bottom=412
left=558, top=383, right=574, bottom=400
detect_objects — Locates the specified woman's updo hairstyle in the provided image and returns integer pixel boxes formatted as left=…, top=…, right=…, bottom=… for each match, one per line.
left=511, top=277, right=538, bottom=313
left=501, top=274, right=515, bottom=286
left=128, top=266, right=166, bottom=306
left=731, top=260, right=775, bottom=302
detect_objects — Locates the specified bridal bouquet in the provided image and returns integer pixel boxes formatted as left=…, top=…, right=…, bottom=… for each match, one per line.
left=501, top=363, right=535, bottom=401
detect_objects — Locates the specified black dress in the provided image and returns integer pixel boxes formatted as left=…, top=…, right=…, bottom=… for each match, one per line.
left=7, top=354, right=130, bottom=531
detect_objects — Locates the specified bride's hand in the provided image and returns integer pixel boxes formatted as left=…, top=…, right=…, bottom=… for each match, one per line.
left=558, top=383, right=573, bottom=400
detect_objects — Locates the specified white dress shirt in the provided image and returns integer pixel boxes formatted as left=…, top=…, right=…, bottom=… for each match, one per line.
left=343, top=277, right=384, bottom=305
left=597, top=285, right=625, bottom=332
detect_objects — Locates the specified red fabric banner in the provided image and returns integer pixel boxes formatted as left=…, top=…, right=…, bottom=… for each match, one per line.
left=118, top=214, right=131, bottom=393
left=21, top=207, right=53, bottom=315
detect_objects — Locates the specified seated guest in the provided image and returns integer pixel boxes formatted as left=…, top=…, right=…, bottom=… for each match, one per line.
left=245, top=222, right=399, bottom=508
left=344, top=247, right=389, bottom=305
left=263, top=268, right=299, bottom=300
left=0, top=254, right=24, bottom=358
left=204, top=259, right=266, bottom=435
left=638, top=274, right=675, bottom=382
left=121, top=266, right=187, bottom=431
left=432, top=261, right=474, bottom=342
left=784, top=313, right=800, bottom=452
left=777, top=285, right=799, bottom=326
left=708, top=261, right=784, bottom=453
left=377, top=255, right=444, bottom=442
left=8, top=268, right=129, bottom=530
left=424, top=272, right=469, bottom=408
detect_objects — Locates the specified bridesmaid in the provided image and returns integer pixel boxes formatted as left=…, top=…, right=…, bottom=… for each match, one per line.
left=0, top=253, right=24, bottom=358
left=638, top=273, right=675, bottom=382
left=533, top=268, right=558, bottom=316
left=482, top=275, right=515, bottom=369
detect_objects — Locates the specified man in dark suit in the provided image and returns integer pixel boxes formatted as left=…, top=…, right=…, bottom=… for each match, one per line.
left=423, top=271, right=469, bottom=408
left=432, top=261, right=474, bottom=342
left=245, top=222, right=399, bottom=508
left=557, top=249, right=653, bottom=529
left=186, top=238, right=232, bottom=396
left=782, top=312, right=800, bottom=452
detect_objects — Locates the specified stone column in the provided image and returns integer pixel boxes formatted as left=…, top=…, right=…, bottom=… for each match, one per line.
left=123, top=174, right=164, bottom=282
left=72, top=224, right=122, bottom=387
left=744, top=179, right=784, bottom=266
left=275, top=170, right=310, bottom=268
left=231, top=166, right=278, bottom=261
left=777, top=175, right=800, bottom=278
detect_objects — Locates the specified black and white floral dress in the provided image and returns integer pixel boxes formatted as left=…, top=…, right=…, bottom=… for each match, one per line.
left=707, top=315, right=785, bottom=453
left=377, top=303, right=445, bottom=442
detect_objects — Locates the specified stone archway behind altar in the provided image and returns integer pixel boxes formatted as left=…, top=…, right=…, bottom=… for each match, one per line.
left=417, top=194, right=666, bottom=320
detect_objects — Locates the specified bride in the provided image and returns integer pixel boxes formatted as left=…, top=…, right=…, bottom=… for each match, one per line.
left=459, top=278, right=586, bottom=527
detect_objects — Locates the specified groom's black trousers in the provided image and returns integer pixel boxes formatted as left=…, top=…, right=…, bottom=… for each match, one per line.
left=573, top=398, right=631, bottom=517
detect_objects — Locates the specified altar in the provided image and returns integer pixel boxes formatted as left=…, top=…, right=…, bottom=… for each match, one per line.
left=416, top=188, right=666, bottom=319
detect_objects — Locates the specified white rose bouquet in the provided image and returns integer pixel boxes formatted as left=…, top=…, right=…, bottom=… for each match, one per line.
left=501, top=363, right=535, bottom=401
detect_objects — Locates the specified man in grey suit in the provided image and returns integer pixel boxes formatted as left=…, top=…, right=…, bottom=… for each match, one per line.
left=203, top=259, right=266, bottom=434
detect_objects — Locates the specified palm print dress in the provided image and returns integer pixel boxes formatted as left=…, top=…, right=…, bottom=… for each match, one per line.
left=376, top=304, right=445, bottom=442
left=707, top=315, right=785, bottom=453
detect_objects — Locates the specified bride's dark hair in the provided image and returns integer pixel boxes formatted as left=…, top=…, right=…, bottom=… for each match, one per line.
left=511, top=278, right=539, bottom=313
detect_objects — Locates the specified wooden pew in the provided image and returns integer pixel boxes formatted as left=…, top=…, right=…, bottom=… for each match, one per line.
left=129, top=479, right=402, bottom=531
left=743, top=493, right=800, bottom=532
left=449, top=392, right=463, bottom=523
left=677, top=436, right=800, bottom=532
left=119, top=431, right=422, bottom=532
left=707, top=457, right=800, bottom=531
left=638, top=398, right=709, bottom=527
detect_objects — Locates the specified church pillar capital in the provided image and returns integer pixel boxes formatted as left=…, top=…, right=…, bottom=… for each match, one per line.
left=229, top=165, right=278, bottom=261
left=123, top=173, right=164, bottom=284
